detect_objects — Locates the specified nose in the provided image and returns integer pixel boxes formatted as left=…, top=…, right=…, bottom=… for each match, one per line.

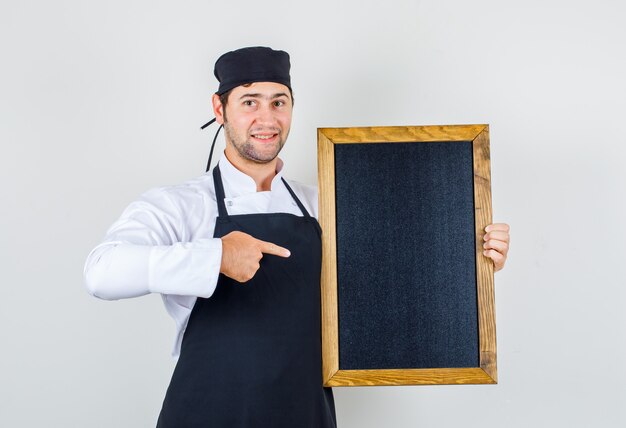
left=255, top=105, right=277, bottom=127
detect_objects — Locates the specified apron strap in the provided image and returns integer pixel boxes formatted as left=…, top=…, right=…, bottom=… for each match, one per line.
left=212, top=165, right=229, bottom=218
left=212, top=164, right=312, bottom=219
left=281, top=178, right=312, bottom=218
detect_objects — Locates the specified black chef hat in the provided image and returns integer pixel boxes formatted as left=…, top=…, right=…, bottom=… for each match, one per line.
left=214, top=46, right=291, bottom=95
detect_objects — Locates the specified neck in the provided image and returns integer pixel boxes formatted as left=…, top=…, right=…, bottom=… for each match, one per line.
left=224, top=145, right=277, bottom=192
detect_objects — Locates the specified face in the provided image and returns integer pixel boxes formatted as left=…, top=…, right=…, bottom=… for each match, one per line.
left=213, top=82, right=293, bottom=164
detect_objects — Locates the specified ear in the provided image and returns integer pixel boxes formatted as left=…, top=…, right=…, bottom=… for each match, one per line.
left=212, top=93, right=225, bottom=125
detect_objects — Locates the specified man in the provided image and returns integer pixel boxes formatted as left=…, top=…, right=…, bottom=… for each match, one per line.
left=84, top=46, right=510, bottom=427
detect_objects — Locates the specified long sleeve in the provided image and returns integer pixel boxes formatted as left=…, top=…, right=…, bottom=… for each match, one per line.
left=84, top=185, right=222, bottom=300
left=83, top=156, right=319, bottom=359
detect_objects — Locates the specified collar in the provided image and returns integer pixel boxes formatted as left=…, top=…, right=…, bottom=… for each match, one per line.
left=217, top=152, right=286, bottom=198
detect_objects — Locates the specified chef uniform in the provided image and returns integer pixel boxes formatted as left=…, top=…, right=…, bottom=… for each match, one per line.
left=84, top=47, right=337, bottom=427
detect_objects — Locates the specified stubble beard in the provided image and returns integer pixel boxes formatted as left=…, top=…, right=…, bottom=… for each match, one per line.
left=224, top=120, right=288, bottom=164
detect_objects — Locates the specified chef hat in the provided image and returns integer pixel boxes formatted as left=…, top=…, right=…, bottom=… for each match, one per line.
left=213, top=46, right=292, bottom=95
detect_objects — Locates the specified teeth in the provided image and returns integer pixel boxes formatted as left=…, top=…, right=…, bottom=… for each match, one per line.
left=253, top=135, right=274, bottom=140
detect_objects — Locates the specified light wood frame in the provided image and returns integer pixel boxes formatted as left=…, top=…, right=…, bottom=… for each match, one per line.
left=318, top=124, right=496, bottom=387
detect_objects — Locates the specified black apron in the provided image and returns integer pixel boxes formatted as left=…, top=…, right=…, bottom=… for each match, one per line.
left=157, top=165, right=336, bottom=427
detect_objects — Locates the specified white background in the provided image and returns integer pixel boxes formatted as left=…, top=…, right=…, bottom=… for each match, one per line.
left=1, top=0, right=625, bottom=426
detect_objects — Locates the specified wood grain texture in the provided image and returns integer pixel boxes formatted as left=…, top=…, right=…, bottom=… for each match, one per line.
left=317, top=129, right=339, bottom=385
left=325, top=368, right=496, bottom=387
left=318, top=125, right=497, bottom=387
left=318, top=124, right=486, bottom=144
left=472, top=126, right=498, bottom=383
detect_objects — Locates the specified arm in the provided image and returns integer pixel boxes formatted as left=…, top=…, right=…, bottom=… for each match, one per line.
left=83, top=187, right=222, bottom=300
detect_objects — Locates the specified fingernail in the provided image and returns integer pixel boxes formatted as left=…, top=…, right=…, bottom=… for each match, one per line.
left=285, top=250, right=291, bottom=257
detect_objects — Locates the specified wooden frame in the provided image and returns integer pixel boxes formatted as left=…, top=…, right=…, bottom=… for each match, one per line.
left=318, top=124, right=496, bottom=386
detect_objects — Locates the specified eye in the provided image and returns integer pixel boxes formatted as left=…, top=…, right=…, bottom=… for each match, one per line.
left=243, top=100, right=255, bottom=106
left=273, top=100, right=285, bottom=107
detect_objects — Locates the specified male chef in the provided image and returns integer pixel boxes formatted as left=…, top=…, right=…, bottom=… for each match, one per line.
left=84, top=46, right=510, bottom=427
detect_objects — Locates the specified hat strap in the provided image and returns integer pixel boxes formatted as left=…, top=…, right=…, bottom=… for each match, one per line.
left=200, top=118, right=216, bottom=129
left=200, top=118, right=223, bottom=172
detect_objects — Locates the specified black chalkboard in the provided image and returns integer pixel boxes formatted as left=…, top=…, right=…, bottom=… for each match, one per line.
left=318, top=125, right=496, bottom=387
left=334, top=141, right=478, bottom=370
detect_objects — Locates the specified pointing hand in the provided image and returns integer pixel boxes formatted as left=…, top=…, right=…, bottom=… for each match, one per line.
left=219, top=231, right=290, bottom=282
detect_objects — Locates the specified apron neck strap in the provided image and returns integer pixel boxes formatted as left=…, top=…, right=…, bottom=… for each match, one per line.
left=281, top=177, right=311, bottom=218
left=212, top=165, right=229, bottom=218
left=212, top=164, right=312, bottom=218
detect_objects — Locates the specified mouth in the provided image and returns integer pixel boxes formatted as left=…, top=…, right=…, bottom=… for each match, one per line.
left=250, top=133, right=279, bottom=143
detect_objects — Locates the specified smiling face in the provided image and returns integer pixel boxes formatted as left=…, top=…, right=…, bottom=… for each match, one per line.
left=213, top=82, right=293, bottom=166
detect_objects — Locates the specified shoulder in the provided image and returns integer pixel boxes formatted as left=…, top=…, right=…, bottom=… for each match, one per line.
left=139, top=173, right=215, bottom=207
left=123, top=173, right=216, bottom=226
left=282, top=178, right=319, bottom=219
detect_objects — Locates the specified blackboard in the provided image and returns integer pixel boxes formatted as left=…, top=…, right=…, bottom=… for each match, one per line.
left=317, top=125, right=496, bottom=386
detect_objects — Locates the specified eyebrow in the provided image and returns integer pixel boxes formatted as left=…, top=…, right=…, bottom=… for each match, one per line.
left=238, top=92, right=290, bottom=100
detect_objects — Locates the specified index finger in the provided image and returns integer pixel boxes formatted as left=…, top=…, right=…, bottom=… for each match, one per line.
left=257, top=240, right=291, bottom=258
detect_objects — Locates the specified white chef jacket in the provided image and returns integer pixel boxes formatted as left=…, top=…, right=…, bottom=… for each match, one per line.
left=83, top=154, right=319, bottom=359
